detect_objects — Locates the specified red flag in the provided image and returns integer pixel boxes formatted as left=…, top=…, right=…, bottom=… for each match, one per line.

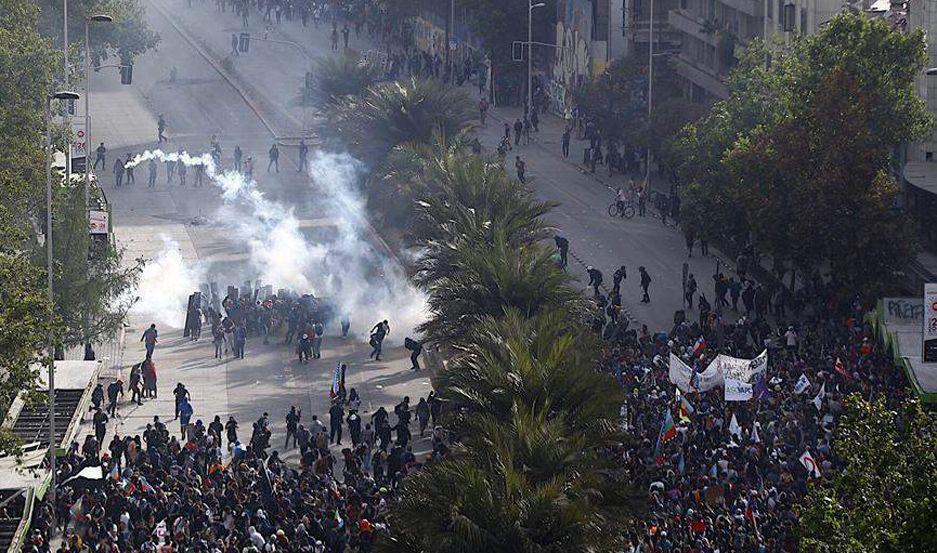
left=834, top=357, right=851, bottom=380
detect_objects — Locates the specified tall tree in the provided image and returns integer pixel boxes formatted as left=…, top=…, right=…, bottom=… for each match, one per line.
left=38, top=0, right=160, bottom=66
left=798, top=396, right=937, bottom=552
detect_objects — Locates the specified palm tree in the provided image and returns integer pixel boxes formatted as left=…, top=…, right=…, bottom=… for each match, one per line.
left=312, top=51, right=383, bottom=104
left=379, top=403, right=637, bottom=553
left=416, top=234, right=582, bottom=347
left=329, top=77, right=473, bottom=161
left=436, top=308, right=620, bottom=442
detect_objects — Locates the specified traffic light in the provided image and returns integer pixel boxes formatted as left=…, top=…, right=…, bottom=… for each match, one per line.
left=120, top=64, right=133, bottom=85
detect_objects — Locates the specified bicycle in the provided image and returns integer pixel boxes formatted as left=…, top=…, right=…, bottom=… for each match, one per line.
left=608, top=200, right=635, bottom=219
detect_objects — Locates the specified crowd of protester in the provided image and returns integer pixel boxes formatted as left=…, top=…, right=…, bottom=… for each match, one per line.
left=27, top=380, right=446, bottom=552
left=595, top=274, right=908, bottom=552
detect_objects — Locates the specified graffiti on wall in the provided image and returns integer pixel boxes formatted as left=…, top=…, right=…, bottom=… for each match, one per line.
left=551, top=0, right=594, bottom=114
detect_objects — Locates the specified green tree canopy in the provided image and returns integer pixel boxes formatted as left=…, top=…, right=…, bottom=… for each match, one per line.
left=798, top=395, right=937, bottom=552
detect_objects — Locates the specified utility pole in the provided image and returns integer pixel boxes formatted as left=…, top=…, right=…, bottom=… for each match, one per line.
left=645, top=0, right=654, bottom=188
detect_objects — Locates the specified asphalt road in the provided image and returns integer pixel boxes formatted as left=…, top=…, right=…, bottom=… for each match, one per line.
left=89, top=0, right=433, bottom=460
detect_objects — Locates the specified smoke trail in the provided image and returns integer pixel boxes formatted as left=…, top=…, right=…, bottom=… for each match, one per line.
left=132, top=235, right=206, bottom=329
left=126, top=148, right=428, bottom=342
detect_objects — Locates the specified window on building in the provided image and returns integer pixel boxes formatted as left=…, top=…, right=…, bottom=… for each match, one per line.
left=800, top=7, right=807, bottom=33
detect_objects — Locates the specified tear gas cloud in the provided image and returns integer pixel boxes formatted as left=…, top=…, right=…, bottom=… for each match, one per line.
left=126, top=148, right=427, bottom=343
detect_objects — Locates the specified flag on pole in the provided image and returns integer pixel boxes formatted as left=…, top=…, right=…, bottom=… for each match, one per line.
left=693, top=336, right=707, bottom=356
left=834, top=357, right=851, bottom=380
left=753, top=373, right=772, bottom=400
left=812, top=383, right=826, bottom=411
left=793, top=374, right=811, bottom=395
left=329, top=363, right=342, bottom=399
left=728, top=413, right=742, bottom=441
left=678, top=395, right=695, bottom=423
left=799, top=450, right=822, bottom=478
left=659, top=409, right=678, bottom=444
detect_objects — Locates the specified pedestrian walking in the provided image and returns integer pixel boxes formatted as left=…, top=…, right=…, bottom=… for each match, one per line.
left=267, top=143, right=279, bottom=172
left=561, top=127, right=571, bottom=158
left=178, top=154, right=188, bottom=186
left=342, top=24, right=350, bottom=48
left=106, top=379, right=124, bottom=417
left=165, top=156, right=176, bottom=184
left=404, top=337, right=422, bottom=370
left=285, top=405, right=301, bottom=449
left=513, top=118, right=522, bottom=146
left=157, top=113, right=167, bottom=142
left=172, top=382, right=190, bottom=420
left=515, top=156, right=526, bottom=183
left=587, top=266, right=603, bottom=297
left=685, top=273, right=698, bottom=309
left=639, top=266, right=652, bottom=303
left=330, top=26, right=339, bottom=51
left=329, top=400, right=344, bottom=444
left=554, top=234, right=569, bottom=269
left=147, top=158, right=157, bottom=188
left=212, top=325, right=225, bottom=358
left=311, top=320, right=324, bottom=359
left=94, top=142, right=106, bottom=170
left=231, top=33, right=240, bottom=56
left=141, top=323, right=158, bottom=359
left=298, top=138, right=308, bottom=172
left=125, top=153, right=135, bottom=184
left=234, top=324, right=247, bottom=358
left=128, top=363, right=143, bottom=405
left=613, top=265, right=627, bottom=295
left=234, top=145, right=243, bottom=172
left=113, top=158, right=125, bottom=187
left=478, top=97, right=488, bottom=125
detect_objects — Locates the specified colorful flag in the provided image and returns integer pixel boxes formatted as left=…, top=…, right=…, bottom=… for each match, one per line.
left=678, top=395, right=695, bottom=423
left=799, top=450, right=822, bottom=478
left=693, top=336, right=707, bottom=356
left=751, top=421, right=761, bottom=444
left=834, top=357, right=851, bottom=380
left=330, top=363, right=342, bottom=399
left=794, top=374, right=811, bottom=395
left=659, top=409, right=678, bottom=444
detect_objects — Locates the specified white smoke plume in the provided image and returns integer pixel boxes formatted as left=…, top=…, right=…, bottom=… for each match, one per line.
left=133, top=235, right=206, bottom=329
left=125, top=148, right=427, bottom=342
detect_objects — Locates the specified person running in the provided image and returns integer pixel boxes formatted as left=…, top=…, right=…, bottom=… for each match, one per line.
left=141, top=323, right=158, bottom=359
left=172, top=382, right=190, bottom=420
left=267, top=143, right=279, bottom=173
left=369, top=320, right=389, bottom=361
left=404, top=337, right=422, bottom=371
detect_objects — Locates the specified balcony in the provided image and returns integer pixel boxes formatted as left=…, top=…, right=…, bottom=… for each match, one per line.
left=668, top=9, right=719, bottom=47
left=671, top=53, right=730, bottom=98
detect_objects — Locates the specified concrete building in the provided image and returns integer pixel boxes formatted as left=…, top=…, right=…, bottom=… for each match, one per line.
left=615, top=0, right=846, bottom=100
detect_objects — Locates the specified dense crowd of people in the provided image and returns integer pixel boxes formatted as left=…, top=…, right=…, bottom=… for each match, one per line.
left=27, top=378, right=446, bottom=553
left=594, top=274, right=908, bottom=552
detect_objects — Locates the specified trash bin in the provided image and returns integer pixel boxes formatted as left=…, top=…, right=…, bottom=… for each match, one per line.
left=239, top=32, right=250, bottom=53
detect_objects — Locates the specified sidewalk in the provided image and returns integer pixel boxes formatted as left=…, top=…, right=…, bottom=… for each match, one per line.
left=155, top=0, right=738, bottom=331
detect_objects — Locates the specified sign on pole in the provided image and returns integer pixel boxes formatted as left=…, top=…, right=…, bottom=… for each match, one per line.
left=924, top=283, right=937, bottom=363
left=70, top=119, right=87, bottom=175
left=89, top=210, right=109, bottom=235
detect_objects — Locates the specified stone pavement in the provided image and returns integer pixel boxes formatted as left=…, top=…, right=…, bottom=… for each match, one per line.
left=72, top=0, right=434, bottom=463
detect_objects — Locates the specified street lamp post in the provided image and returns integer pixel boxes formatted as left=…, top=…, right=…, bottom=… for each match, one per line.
left=645, top=0, right=654, bottom=189
left=528, top=1, right=546, bottom=115
left=45, top=89, right=81, bottom=528
left=84, top=14, right=113, bottom=215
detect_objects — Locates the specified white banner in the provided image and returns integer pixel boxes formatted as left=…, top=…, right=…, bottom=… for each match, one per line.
left=669, top=353, right=722, bottom=393
left=924, top=284, right=937, bottom=363
left=724, top=378, right=753, bottom=401
left=712, top=349, right=768, bottom=383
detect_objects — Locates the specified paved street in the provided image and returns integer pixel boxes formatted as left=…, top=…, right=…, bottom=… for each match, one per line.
left=144, top=0, right=737, bottom=332
left=87, top=0, right=433, bottom=462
